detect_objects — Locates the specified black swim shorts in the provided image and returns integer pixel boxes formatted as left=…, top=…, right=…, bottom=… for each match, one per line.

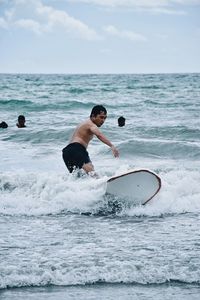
left=62, top=142, right=91, bottom=173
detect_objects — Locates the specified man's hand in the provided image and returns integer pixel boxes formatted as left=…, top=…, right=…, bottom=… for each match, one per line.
left=111, top=145, right=119, bottom=157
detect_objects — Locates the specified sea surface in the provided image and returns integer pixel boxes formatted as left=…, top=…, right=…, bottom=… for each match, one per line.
left=0, top=73, right=200, bottom=299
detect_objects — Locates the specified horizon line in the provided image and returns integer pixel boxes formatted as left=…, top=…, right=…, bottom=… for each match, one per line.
left=0, top=71, right=200, bottom=75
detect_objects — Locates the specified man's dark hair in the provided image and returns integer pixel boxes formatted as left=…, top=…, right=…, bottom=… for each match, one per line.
left=118, top=116, right=125, bottom=127
left=18, top=115, right=25, bottom=121
left=90, top=105, right=107, bottom=117
left=0, top=121, right=8, bottom=128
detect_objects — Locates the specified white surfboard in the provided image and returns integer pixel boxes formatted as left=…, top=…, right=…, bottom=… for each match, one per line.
left=106, top=169, right=161, bottom=205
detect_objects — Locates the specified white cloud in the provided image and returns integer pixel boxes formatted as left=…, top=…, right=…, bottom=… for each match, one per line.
left=69, top=0, right=200, bottom=6
left=14, top=19, right=43, bottom=35
left=69, top=0, right=200, bottom=14
left=36, top=3, right=100, bottom=40
left=4, top=8, right=15, bottom=21
left=104, top=25, right=147, bottom=42
left=147, top=7, right=186, bottom=14
left=0, top=0, right=100, bottom=40
left=0, top=17, right=8, bottom=29
left=172, top=0, right=200, bottom=4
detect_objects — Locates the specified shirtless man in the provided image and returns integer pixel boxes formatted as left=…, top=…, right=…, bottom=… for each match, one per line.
left=62, top=105, right=119, bottom=174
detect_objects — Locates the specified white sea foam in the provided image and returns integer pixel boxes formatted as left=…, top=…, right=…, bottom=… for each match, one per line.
left=0, top=171, right=107, bottom=215
left=1, top=239, right=200, bottom=288
left=1, top=166, right=200, bottom=217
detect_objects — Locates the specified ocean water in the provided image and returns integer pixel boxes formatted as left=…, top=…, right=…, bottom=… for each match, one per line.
left=0, top=73, right=200, bottom=299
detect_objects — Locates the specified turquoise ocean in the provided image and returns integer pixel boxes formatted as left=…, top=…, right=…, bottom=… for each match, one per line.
left=0, top=73, right=200, bottom=299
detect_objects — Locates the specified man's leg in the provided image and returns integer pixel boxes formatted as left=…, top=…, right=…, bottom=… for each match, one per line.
left=82, top=162, right=99, bottom=178
left=82, top=162, right=94, bottom=173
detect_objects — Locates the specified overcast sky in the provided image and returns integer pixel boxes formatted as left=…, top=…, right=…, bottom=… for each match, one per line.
left=0, top=0, right=200, bottom=74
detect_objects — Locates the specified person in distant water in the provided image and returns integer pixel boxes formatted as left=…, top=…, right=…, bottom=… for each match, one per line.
left=62, top=105, right=119, bottom=175
left=16, top=115, right=26, bottom=128
left=0, top=121, right=8, bottom=128
left=118, top=116, right=125, bottom=127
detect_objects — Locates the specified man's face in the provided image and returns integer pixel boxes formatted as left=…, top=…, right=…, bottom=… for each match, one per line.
left=19, top=119, right=25, bottom=127
left=93, top=112, right=107, bottom=127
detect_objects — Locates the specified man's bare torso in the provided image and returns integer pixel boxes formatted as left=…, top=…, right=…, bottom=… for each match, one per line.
left=70, top=119, right=95, bottom=148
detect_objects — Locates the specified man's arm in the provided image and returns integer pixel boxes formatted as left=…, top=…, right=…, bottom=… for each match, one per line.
left=91, top=125, right=119, bottom=157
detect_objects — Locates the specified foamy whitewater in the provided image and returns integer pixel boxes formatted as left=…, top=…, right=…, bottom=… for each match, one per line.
left=0, top=73, right=200, bottom=299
